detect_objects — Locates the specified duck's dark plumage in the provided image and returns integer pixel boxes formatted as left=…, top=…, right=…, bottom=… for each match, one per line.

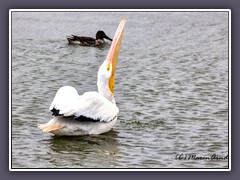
left=67, top=30, right=112, bottom=46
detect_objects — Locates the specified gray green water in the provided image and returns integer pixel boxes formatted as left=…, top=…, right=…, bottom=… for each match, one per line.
left=11, top=11, right=229, bottom=169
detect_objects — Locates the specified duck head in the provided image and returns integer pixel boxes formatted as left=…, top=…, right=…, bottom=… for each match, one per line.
left=96, top=31, right=112, bottom=41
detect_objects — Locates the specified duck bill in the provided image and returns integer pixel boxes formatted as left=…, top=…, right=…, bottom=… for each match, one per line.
left=104, top=35, right=113, bottom=41
left=107, top=17, right=126, bottom=94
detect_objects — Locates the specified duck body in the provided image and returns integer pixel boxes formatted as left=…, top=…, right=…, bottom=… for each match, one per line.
left=67, top=30, right=112, bottom=46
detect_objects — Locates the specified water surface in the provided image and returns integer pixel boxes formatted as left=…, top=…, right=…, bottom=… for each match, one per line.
left=11, top=11, right=229, bottom=169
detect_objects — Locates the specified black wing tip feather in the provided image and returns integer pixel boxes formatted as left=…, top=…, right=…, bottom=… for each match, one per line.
left=75, top=116, right=101, bottom=122
left=50, top=108, right=100, bottom=122
left=51, top=108, right=61, bottom=116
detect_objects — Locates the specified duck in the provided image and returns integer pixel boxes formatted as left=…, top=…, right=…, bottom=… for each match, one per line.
left=67, top=30, right=113, bottom=46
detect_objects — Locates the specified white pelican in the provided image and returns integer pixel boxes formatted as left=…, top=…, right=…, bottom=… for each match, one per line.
left=38, top=17, right=126, bottom=136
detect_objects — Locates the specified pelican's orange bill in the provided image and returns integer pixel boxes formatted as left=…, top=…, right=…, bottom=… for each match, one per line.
left=107, top=17, right=126, bottom=64
left=107, top=17, right=126, bottom=93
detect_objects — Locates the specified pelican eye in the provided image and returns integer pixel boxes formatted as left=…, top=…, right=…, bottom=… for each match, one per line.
left=107, top=64, right=110, bottom=71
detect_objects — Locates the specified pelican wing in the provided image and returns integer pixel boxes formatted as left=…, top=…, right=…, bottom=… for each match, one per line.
left=49, top=86, right=80, bottom=112
left=50, top=86, right=119, bottom=122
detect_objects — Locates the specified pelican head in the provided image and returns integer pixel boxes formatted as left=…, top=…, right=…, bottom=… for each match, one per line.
left=97, top=17, right=126, bottom=103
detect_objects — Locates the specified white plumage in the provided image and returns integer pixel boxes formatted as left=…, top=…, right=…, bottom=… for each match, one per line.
left=38, top=17, right=126, bottom=136
left=50, top=86, right=119, bottom=122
